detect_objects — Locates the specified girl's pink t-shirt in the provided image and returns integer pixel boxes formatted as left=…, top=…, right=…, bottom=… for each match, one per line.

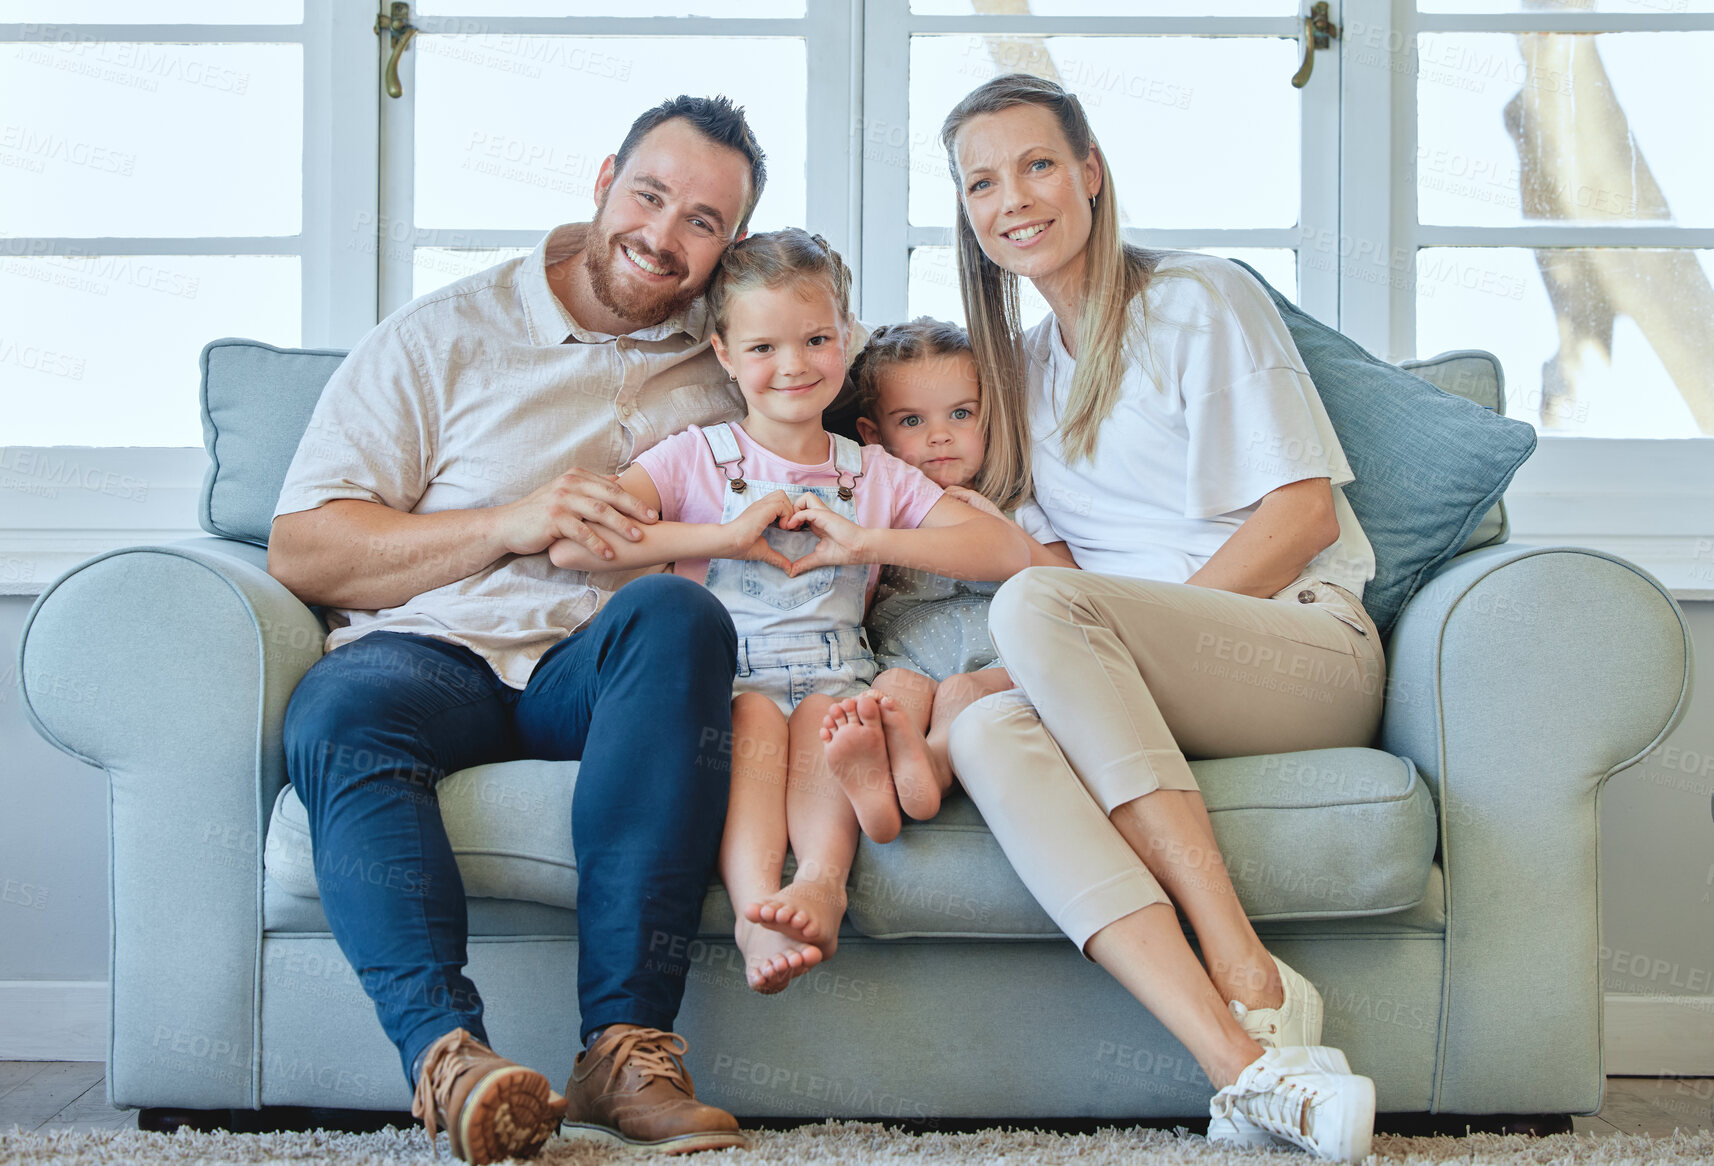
left=630, top=421, right=945, bottom=600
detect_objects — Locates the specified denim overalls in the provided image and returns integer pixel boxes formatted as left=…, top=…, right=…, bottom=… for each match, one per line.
left=699, top=422, right=878, bottom=715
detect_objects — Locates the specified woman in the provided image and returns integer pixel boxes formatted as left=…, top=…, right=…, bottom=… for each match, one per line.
left=940, top=75, right=1386, bottom=1163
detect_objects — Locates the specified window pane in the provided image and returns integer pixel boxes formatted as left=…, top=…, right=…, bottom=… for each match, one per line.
left=414, top=247, right=531, bottom=300
left=1418, top=2, right=1714, bottom=13
left=415, top=1, right=804, bottom=15
left=1417, top=33, right=1714, bottom=227
left=0, top=1, right=303, bottom=19
left=909, top=36, right=1298, bottom=230
left=414, top=36, right=804, bottom=232
left=914, top=1, right=1295, bottom=13
left=908, top=245, right=1296, bottom=327
left=0, top=255, right=300, bottom=446
left=0, top=43, right=303, bottom=237
left=908, top=245, right=1051, bottom=328
left=1415, top=247, right=1714, bottom=438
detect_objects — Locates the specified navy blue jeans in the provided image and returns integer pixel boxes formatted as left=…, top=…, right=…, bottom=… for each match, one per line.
left=283, top=573, right=737, bottom=1083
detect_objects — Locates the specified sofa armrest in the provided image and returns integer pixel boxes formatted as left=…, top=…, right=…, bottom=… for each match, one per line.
left=18, top=539, right=325, bottom=1109
left=1380, top=543, right=1694, bottom=1114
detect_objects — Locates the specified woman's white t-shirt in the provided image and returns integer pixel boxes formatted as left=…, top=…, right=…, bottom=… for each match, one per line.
left=1024, top=252, right=1376, bottom=599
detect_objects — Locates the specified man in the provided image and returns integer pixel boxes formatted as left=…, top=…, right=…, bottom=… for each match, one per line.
left=268, top=96, right=763, bottom=1162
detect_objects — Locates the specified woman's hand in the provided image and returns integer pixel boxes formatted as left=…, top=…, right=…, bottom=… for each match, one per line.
left=942, top=484, right=1006, bottom=521
left=779, top=493, right=875, bottom=576
left=722, top=490, right=797, bottom=572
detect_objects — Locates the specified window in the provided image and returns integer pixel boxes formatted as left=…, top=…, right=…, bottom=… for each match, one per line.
left=1338, top=0, right=1714, bottom=593
left=0, top=3, right=374, bottom=589
left=4, top=0, right=1709, bottom=595
left=382, top=4, right=847, bottom=312
left=861, top=0, right=1319, bottom=324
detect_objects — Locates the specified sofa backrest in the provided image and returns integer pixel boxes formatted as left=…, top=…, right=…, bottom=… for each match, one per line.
left=197, top=336, right=1517, bottom=554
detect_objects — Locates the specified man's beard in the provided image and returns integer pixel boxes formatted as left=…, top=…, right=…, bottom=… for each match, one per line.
left=584, top=219, right=699, bottom=329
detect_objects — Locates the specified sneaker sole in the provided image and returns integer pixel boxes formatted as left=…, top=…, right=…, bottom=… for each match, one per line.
left=454, top=1065, right=567, bottom=1164
left=1206, top=1111, right=1275, bottom=1149
left=559, top=1120, right=751, bottom=1155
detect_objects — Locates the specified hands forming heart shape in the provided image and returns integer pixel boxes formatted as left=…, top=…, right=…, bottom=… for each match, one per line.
left=730, top=490, right=870, bottom=579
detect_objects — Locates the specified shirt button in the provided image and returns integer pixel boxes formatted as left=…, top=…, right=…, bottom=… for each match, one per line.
left=1297, top=589, right=1317, bottom=603
left=617, top=403, right=632, bottom=419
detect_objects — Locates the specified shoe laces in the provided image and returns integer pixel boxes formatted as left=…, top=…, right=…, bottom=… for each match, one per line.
left=1230, top=1000, right=1281, bottom=1039
left=1220, top=1068, right=1320, bottom=1142
left=601, top=1027, right=693, bottom=1096
left=411, top=1027, right=493, bottom=1142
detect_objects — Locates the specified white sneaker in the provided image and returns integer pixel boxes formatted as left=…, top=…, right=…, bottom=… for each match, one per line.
left=1205, top=1045, right=1352, bottom=1150
left=1207, top=1046, right=1374, bottom=1162
left=1229, top=954, right=1325, bottom=1049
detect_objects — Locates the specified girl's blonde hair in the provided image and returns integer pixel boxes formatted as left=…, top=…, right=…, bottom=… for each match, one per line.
left=706, top=227, right=852, bottom=340
left=940, top=73, right=1167, bottom=507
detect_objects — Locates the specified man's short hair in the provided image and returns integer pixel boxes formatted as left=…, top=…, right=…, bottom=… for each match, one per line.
left=613, top=95, right=767, bottom=236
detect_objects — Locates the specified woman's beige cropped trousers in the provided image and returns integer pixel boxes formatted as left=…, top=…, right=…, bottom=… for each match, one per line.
left=947, top=567, right=1387, bottom=952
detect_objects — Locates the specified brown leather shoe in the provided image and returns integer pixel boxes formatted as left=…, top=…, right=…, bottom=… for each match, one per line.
left=410, top=1027, right=567, bottom=1163
left=561, top=1025, right=748, bottom=1154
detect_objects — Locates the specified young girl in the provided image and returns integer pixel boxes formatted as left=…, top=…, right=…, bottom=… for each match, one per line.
left=547, top=230, right=1027, bottom=994
left=816, top=319, right=1074, bottom=839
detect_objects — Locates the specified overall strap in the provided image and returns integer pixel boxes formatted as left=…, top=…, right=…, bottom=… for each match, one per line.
left=701, top=422, right=749, bottom=493
left=700, top=422, right=743, bottom=469
left=831, top=433, right=865, bottom=479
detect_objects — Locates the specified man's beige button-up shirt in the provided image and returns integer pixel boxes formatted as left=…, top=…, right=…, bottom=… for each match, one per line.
left=273, top=222, right=745, bottom=688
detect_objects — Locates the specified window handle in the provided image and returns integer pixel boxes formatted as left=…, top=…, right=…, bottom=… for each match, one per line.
left=375, top=1, right=417, bottom=99
left=1292, top=2, right=1340, bottom=89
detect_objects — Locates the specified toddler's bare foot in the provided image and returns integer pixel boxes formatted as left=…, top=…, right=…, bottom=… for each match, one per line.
left=733, top=915, right=822, bottom=995
left=820, top=695, right=903, bottom=843
left=875, top=695, right=944, bottom=821
left=746, top=880, right=846, bottom=964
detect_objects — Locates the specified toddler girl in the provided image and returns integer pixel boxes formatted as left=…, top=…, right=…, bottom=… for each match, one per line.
left=818, top=319, right=1075, bottom=837
left=547, top=231, right=1027, bottom=994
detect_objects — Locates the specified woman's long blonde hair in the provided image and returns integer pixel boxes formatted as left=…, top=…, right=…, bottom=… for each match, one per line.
left=941, top=73, right=1164, bottom=509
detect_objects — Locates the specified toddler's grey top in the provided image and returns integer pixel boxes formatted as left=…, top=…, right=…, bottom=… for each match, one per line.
left=866, top=499, right=1059, bottom=683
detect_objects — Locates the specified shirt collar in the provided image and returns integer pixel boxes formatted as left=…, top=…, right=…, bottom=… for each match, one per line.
left=523, top=222, right=709, bottom=347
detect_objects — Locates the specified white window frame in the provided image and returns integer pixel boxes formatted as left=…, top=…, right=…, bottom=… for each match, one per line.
left=1341, top=0, right=1714, bottom=597
left=0, top=0, right=378, bottom=593
left=859, top=0, right=1342, bottom=324
left=375, top=5, right=860, bottom=317
left=5, top=1, right=1709, bottom=600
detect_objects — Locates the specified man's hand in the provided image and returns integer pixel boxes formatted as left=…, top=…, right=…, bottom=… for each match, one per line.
left=778, top=493, right=874, bottom=576
left=494, top=469, right=659, bottom=562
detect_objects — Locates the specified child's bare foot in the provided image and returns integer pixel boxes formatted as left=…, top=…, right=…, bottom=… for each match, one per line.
left=733, top=915, right=822, bottom=994
left=747, top=880, right=846, bottom=963
left=820, top=695, right=903, bottom=843
left=875, top=695, right=944, bottom=821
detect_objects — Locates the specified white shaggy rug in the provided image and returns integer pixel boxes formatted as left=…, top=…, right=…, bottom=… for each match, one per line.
left=5, top=1123, right=1714, bottom=1165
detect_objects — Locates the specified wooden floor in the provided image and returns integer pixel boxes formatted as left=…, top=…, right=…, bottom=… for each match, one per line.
left=2, top=1061, right=1711, bottom=1137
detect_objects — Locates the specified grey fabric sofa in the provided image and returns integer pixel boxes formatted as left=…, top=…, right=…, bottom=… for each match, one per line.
left=16, top=339, right=1694, bottom=1124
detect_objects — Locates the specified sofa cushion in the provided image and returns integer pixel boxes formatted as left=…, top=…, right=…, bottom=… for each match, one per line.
left=1400, top=350, right=1510, bottom=553
left=266, top=761, right=579, bottom=908
left=1229, top=262, right=1537, bottom=637
left=264, top=747, right=1437, bottom=938
left=199, top=337, right=346, bottom=545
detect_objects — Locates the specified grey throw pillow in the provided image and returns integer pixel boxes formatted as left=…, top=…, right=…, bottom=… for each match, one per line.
left=199, top=338, right=347, bottom=545
left=1229, top=261, right=1537, bottom=637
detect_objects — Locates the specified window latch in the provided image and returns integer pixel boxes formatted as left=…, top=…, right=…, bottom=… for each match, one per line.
left=1292, top=2, right=1340, bottom=89
left=374, top=2, right=417, bottom=99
